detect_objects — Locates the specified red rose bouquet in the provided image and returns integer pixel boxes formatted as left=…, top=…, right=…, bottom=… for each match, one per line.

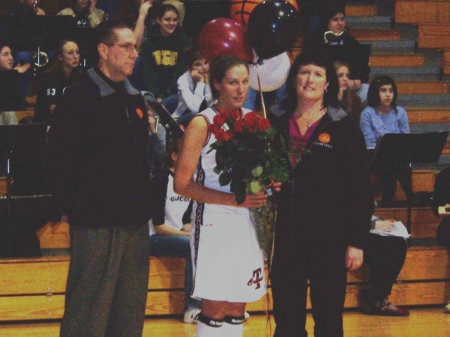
left=207, top=109, right=290, bottom=250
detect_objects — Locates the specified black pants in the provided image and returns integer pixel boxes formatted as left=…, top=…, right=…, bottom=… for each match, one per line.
left=271, top=238, right=347, bottom=337
left=364, top=234, right=407, bottom=301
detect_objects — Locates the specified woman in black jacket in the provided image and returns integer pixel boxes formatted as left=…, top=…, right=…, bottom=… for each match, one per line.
left=270, top=49, right=374, bottom=337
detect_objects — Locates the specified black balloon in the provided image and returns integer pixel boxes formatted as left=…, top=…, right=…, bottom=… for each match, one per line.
left=247, top=0, right=300, bottom=60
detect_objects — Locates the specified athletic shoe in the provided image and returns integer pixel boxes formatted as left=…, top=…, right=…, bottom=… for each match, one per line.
left=444, top=301, right=450, bottom=313
left=183, top=308, right=201, bottom=324
left=369, top=299, right=410, bottom=316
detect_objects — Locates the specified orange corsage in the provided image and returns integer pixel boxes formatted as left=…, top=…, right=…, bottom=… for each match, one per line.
left=318, top=132, right=331, bottom=144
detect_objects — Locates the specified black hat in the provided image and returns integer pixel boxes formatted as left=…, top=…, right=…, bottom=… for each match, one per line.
left=321, top=4, right=346, bottom=23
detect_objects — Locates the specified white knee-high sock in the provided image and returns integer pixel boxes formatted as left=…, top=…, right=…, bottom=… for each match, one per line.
left=221, top=315, right=245, bottom=337
left=197, top=314, right=223, bottom=337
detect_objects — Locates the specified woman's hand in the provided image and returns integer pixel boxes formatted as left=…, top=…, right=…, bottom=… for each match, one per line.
left=182, top=223, right=191, bottom=233
left=139, top=0, right=153, bottom=17
left=337, top=86, right=345, bottom=101
left=238, top=192, right=267, bottom=208
left=374, top=219, right=395, bottom=232
left=146, top=106, right=158, bottom=134
left=346, top=245, right=363, bottom=270
left=349, top=80, right=361, bottom=91
left=35, top=7, right=46, bottom=15
left=271, top=182, right=282, bottom=193
left=14, top=63, right=30, bottom=74
left=190, top=69, right=204, bottom=83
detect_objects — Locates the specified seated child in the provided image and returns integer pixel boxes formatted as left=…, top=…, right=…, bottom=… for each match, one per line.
left=149, top=137, right=202, bottom=323
left=172, top=47, right=213, bottom=125
left=143, top=90, right=166, bottom=177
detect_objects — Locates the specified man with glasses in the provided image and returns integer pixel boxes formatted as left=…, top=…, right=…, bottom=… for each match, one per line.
left=47, top=20, right=151, bottom=337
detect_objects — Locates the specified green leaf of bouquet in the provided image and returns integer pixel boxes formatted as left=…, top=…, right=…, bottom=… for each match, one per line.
left=219, top=172, right=232, bottom=186
left=251, top=165, right=263, bottom=178
left=230, top=179, right=240, bottom=193
left=249, top=180, right=262, bottom=194
left=235, top=189, right=246, bottom=205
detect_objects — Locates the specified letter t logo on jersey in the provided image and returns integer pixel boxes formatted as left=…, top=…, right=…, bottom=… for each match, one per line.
left=247, top=268, right=263, bottom=289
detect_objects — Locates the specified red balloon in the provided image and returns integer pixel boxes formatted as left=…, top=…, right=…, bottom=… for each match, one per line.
left=198, top=18, right=253, bottom=63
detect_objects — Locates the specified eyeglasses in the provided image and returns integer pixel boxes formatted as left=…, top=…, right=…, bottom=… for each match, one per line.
left=106, top=43, right=138, bottom=53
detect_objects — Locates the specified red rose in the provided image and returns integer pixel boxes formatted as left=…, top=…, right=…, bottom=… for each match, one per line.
left=258, top=118, right=271, bottom=131
left=219, top=110, right=229, bottom=119
left=215, top=130, right=224, bottom=142
left=213, top=114, right=226, bottom=127
left=234, top=119, right=244, bottom=132
left=243, top=113, right=258, bottom=128
left=246, top=123, right=257, bottom=133
left=229, top=109, right=240, bottom=121
left=208, top=124, right=217, bottom=135
left=215, top=128, right=230, bottom=142
left=207, top=124, right=215, bottom=134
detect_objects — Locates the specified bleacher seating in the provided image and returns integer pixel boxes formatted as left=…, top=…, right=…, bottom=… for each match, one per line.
left=445, top=50, right=450, bottom=75
left=1, top=222, right=449, bottom=321
left=395, top=0, right=450, bottom=24
left=418, top=24, right=450, bottom=49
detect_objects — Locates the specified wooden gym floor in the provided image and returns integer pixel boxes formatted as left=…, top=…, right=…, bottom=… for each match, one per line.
left=0, top=308, right=449, bottom=336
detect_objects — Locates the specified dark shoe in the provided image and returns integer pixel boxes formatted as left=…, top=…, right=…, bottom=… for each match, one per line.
left=369, top=299, right=410, bottom=316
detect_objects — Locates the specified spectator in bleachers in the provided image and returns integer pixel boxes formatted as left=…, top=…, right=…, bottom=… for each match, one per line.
left=5, top=0, right=46, bottom=109
left=58, top=0, right=108, bottom=29
left=140, top=4, right=190, bottom=113
left=360, top=75, right=413, bottom=207
left=305, top=4, right=371, bottom=83
left=7, top=0, right=46, bottom=16
left=297, top=1, right=346, bottom=42
left=35, top=40, right=82, bottom=124
left=172, top=47, right=213, bottom=126
left=0, top=42, right=28, bottom=125
left=132, top=0, right=185, bottom=48
left=149, top=137, right=202, bottom=324
left=360, top=215, right=410, bottom=316
left=334, top=61, right=365, bottom=121
left=305, top=4, right=358, bottom=48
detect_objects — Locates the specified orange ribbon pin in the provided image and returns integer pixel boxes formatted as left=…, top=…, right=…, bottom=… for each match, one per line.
left=136, top=108, right=144, bottom=119
left=318, top=132, right=331, bottom=144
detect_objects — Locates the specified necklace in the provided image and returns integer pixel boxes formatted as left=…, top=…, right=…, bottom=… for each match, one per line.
left=295, top=109, right=326, bottom=128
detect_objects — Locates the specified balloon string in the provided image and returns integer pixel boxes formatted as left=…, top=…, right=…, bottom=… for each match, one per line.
left=256, top=64, right=267, bottom=119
